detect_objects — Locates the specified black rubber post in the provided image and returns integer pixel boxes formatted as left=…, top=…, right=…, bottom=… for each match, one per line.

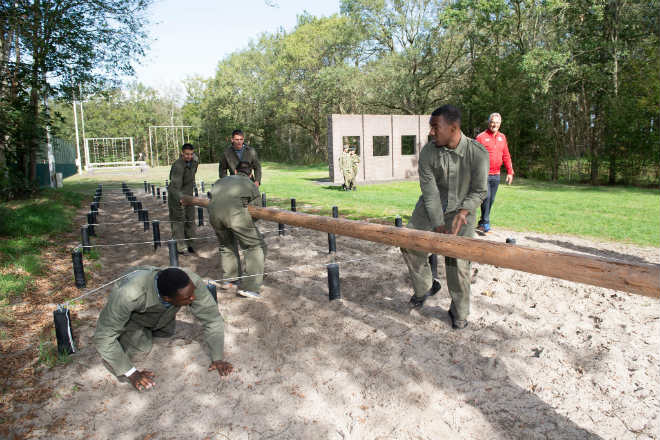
left=291, top=198, right=296, bottom=212
left=144, top=181, right=148, bottom=192
left=506, top=238, right=516, bottom=244
left=163, top=191, right=167, bottom=204
left=328, top=205, right=338, bottom=254
left=327, top=263, right=341, bottom=301
left=429, top=254, right=438, bottom=279
left=395, top=215, right=402, bottom=227
left=151, top=184, right=155, bottom=196
left=207, top=191, right=212, bottom=199
left=165, top=179, right=169, bottom=188
left=207, top=282, right=218, bottom=303
left=53, top=308, right=76, bottom=354
left=143, top=210, right=150, bottom=231
left=261, top=193, right=266, bottom=207
left=201, top=181, right=205, bottom=192
left=197, top=207, right=204, bottom=226
left=91, top=202, right=99, bottom=218
left=130, top=199, right=137, bottom=212
left=168, top=239, right=179, bottom=267
left=157, top=187, right=161, bottom=199
left=278, top=222, right=285, bottom=236
left=152, top=220, right=161, bottom=250
left=86, top=213, right=95, bottom=236
left=328, top=233, right=336, bottom=254
left=136, top=201, right=143, bottom=217
left=194, top=186, right=199, bottom=197
left=72, top=249, right=86, bottom=288
left=81, top=226, right=90, bottom=254
left=138, top=209, right=144, bottom=223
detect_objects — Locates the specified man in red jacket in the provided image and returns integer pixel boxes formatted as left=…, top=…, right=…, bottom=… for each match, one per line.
left=475, top=113, right=514, bottom=234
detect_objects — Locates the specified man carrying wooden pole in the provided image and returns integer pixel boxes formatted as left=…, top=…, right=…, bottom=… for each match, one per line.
left=399, top=105, right=489, bottom=329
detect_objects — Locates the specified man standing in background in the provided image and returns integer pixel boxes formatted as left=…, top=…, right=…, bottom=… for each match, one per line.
left=338, top=144, right=352, bottom=190
left=219, top=130, right=262, bottom=187
left=168, top=143, right=198, bottom=254
left=475, top=113, right=514, bottom=234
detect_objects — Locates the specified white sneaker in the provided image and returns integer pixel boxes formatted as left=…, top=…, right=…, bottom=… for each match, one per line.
left=237, top=289, right=261, bottom=299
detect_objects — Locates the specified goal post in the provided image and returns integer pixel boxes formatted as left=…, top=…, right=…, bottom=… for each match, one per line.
left=148, top=125, right=193, bottom=167
left=83, top=137, right=138, bottom=169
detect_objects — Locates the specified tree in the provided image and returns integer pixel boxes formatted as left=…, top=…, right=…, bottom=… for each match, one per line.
left=0, top=0, right=152, bottom=196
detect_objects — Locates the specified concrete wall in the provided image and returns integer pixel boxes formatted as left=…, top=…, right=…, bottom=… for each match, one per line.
left=328, top=114, right=430, bottom=184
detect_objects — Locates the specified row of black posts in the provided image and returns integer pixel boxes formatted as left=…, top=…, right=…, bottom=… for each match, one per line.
left=72, top=183, right=438, bottom=310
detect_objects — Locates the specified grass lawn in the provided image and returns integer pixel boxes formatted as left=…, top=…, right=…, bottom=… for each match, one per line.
left=0, top=189, right=86, bottom=318
left=64, top=162, right=659, bottom=246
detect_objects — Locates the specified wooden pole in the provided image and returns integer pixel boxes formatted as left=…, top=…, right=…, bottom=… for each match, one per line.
left=247, top=206, right=659, bottom=298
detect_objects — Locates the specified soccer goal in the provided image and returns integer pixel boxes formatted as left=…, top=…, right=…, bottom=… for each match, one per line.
left=84, top=137, right=137, bottom=170
left=148, top=125, right=192, bottom=167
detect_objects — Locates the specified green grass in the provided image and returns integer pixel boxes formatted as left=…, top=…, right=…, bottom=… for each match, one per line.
left=0, top=188, right=87, bottom=306
left=64, top=162, right=659, bottom=246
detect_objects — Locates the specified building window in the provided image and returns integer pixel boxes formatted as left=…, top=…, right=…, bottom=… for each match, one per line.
left=342, top=136, right=360, bottom=155
left=401, top=135, right=416, bottom=155
left=373, top=136, right=389, bottom=156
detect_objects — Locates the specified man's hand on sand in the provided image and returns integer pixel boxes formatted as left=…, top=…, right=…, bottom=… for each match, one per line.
left=208, top=360, right=233, bottom=377
left=128, top=369, right=156, bottom=391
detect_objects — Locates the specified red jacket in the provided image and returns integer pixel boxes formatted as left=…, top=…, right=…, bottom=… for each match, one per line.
left=476, top=129, right=514, bottom=176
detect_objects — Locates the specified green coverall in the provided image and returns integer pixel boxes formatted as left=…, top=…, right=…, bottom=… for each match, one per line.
left=218, top=145, right=262, bottom=184
left=401, top=134, right=489, bottom=320
left=208, top=175, right=266, bottom=292
left=93, top=266, right=225, bottom=376
left=168, top=156, right=198, bottom=251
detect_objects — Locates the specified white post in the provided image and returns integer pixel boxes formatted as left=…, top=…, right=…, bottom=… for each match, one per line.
left=129, top=137, right=135, bottom=166
left=46, top=124, right=56, bottom=188
left=73, top=101, right=82, bottom=174
left=148, top=126, right=154, bottom=167
left=79, top=100, right=86, bottom=141
left=84, top=138, right=90, bottom=170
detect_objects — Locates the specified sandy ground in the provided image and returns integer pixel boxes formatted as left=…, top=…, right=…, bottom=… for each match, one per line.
left=6, top=182, right=660, bottom=440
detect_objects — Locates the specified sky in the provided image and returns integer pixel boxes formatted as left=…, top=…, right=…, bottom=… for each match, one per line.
left=133, top=0, right=340, bottom=92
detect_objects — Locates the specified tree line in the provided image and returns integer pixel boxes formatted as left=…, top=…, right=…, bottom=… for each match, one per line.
left=182, top=0, right=658, bottom=185
left=2, top=0, right=658, bottom=200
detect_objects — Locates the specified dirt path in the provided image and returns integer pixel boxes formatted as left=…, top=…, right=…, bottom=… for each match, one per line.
left=4, top=184, right=659, bottom=439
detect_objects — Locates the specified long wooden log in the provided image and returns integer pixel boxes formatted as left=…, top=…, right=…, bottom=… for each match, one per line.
left=248, top=206, right=659, bottom=298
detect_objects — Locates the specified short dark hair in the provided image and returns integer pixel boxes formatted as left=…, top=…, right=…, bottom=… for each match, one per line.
left=431, top=105, right=461, bottom=125
left=231, top=130, right=244, bottom=137
left=157, top=268, right=191, bottom=298
left=181, top=143, right=194, bottom=151
left=236, top=161, right=251, bottom=176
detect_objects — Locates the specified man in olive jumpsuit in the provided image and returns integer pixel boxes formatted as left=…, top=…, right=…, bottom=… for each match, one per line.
left=219, top=130, right=262, bottom=187
left=338, top=145, right=352, bottom=190
left=401, top=105, right=489, bottom=329
left=93, top=267, right=232, bottom=391
left=183, top=161, right=266, bottom=299
left=168, top=143, right=198, bottom=254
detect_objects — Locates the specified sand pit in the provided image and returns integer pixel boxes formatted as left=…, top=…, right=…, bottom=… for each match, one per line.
left=7, top=186, right=659, bottom=439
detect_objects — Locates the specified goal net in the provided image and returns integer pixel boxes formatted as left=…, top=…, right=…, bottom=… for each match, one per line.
left=84, top=137, right=138, bottom=169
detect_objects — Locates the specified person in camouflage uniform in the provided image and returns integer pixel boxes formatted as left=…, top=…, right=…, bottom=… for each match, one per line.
left=168, top=143, right=198, bottom=254
left=401, top=105, right=489, bottom=330
left=338, top=145, right=352, bottom=190
left=182, top=161, right=266, bottom=299
left=93, top=267, right=232, bottom=391
left=348, top=149, right=360, bottom=190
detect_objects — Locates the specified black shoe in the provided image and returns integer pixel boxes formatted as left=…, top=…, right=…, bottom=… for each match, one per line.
left=410, top=280, right=440, bottom=308
left=429, top=279, right=441, bottom=296
left=409, top=293, right=428, bottom=308
left=448, top=309, right=468, bottom=330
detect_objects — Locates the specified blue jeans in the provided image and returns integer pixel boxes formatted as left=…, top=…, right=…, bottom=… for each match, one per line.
left=479, top=174, right=500, bottom=227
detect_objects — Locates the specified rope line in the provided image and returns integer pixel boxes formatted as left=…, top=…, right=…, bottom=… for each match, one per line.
left=60, top=270, right=140, bottom=307
left=212, top=253, right=391, bottom=284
